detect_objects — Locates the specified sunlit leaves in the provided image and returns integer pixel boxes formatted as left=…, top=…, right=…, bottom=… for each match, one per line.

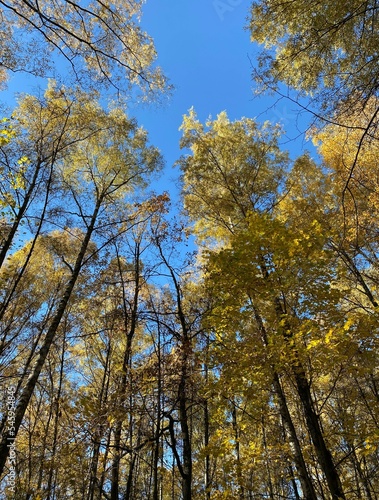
left=249, top=0, right=379, bottom=114
left=0, top=0, right=168, bottom=96
left=179, top=109, right=288, bottom=243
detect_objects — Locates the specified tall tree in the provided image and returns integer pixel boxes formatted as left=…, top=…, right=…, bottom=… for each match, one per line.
left=0, top=85, right=163, bottom=476
left=179, top=109, right=288, bottom=242
left=178, top=109, right=358, bottom=498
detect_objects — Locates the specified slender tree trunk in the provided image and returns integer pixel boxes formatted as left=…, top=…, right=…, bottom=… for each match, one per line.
left=274, top=297, right=345, bottom=500
left=252, top=305, right=318, bottom=500
left=292, top=367, right=345, bottom=499
left=152, top=323, right=163, bottom=500
left=156, top=238, right=193, bottom=500
left=272, top=372, right=318, bottom=499
left=204, top=351, right=211, bottom=500
left=0, top=197, right=103, bottom=475
left=34, top=390, right=51, bottom=491
left=88, top=433, right=102, bottom=500
left=261, top=416, right=275, bottom=500
left=98, top=428, right=112, bottom=498
left=330, top=242, right=378, bottom=308
left=0, top=161, right=53, bottom=370
left=0, top=160, right=44, bottom=270
left=87, top=340, right=112, bottom=500
left=232, top=403, right=244, bottom=499
left=288, top=463, right=301, bottom=500
left=110, top=419, right=122, bottom=500
left=124, top=453, right=137, bottom=500
left=178, top=354, right=192, bottom=500
left=110, top=245, right=141, bottom=500
left=46, top=331, right=67, bottom=499
left=0, top=112, right=69, bottom=273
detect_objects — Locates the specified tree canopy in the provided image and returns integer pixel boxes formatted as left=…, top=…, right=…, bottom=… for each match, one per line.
left=1, top=1, right=379, bottom=499
left=249, top=0, right=379, bottom=122
left=0, top=0, right=167, bottom=96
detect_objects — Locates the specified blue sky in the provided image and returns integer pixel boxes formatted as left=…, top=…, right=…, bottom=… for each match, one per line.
left=132, top=0, right=312, bottom=197
left=133, top=0, right=257, bottom=195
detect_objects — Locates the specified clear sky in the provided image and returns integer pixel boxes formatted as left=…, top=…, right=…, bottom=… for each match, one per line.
left=131, top=0, right=313, bottom=198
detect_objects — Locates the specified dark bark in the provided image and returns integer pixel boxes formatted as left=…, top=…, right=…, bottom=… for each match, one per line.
left=261, top=416, right=275, bottom=500
left=0, top=159, right=43, bottom=270
left=293, top=368, right=345, bottom=499
left=110, top=244, right=141, bottom=500
left=0, top=196, right=102, bottom=476
left=178, top=351, right=192, bottom=500
left=272, top=373, right=318, bottom=500
left=46, top=332, right=67, bottom=499
left=152, top=323, right=163, bottom=500
left=275, top=298, right=345, bottom=500
left=156, top=238, right=193, bottom=500
left=87, top=340, right=112, bottom=500
left=123, top=453, right=137, bottom=500
left=253, top=306, right=318, bottom=500
left=204, top=342, right=211, bottom=500
left=232, top=403, right=244, bottom=499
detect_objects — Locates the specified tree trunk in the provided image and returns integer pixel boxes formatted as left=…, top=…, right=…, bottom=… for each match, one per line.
left=110, top=245, right=141, bottom=500
left=0, top=160, right=44, bottom=270
left=232, top=403, right=244, bottom=499
left=178, top=359, right=192, bottom=500
left=272, top=373, right=318, bottom=500
left=253, top=306, right=318, bottom=500
left=0, top=197, right=102, bottom=476
left=293, top=367, right=345, bottom=499
left=87, top=340, right=112, bottom=500
left=274, top=298, right=345, bottom=500
left=152, top=323, right=163, bottom=500
left=47, top=331, right=67, bottom=499
left=156, top=238, right=193, bottom=500
left=204, top=352, right=211, bottom=500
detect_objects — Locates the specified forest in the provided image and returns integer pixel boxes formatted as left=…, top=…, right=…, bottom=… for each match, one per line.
left=0, top=1, right=379, bottom=499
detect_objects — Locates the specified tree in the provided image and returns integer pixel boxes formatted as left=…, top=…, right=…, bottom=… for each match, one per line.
left=203, top=211, right=348, bottom=499
left=0, top=82, right=109, bottom=274
left=178, top=109, right=378, bottom=498
left=179, top=109, right=288, bottom=243
left=249, top=0, right=379, bottom=119
left=0, top=0, right=168, bottom=96
left=313, top=96, right=379, bottom=243
left=153, top=235, right=195, bottom=500
left=0, top=84, right=163, bottom=476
